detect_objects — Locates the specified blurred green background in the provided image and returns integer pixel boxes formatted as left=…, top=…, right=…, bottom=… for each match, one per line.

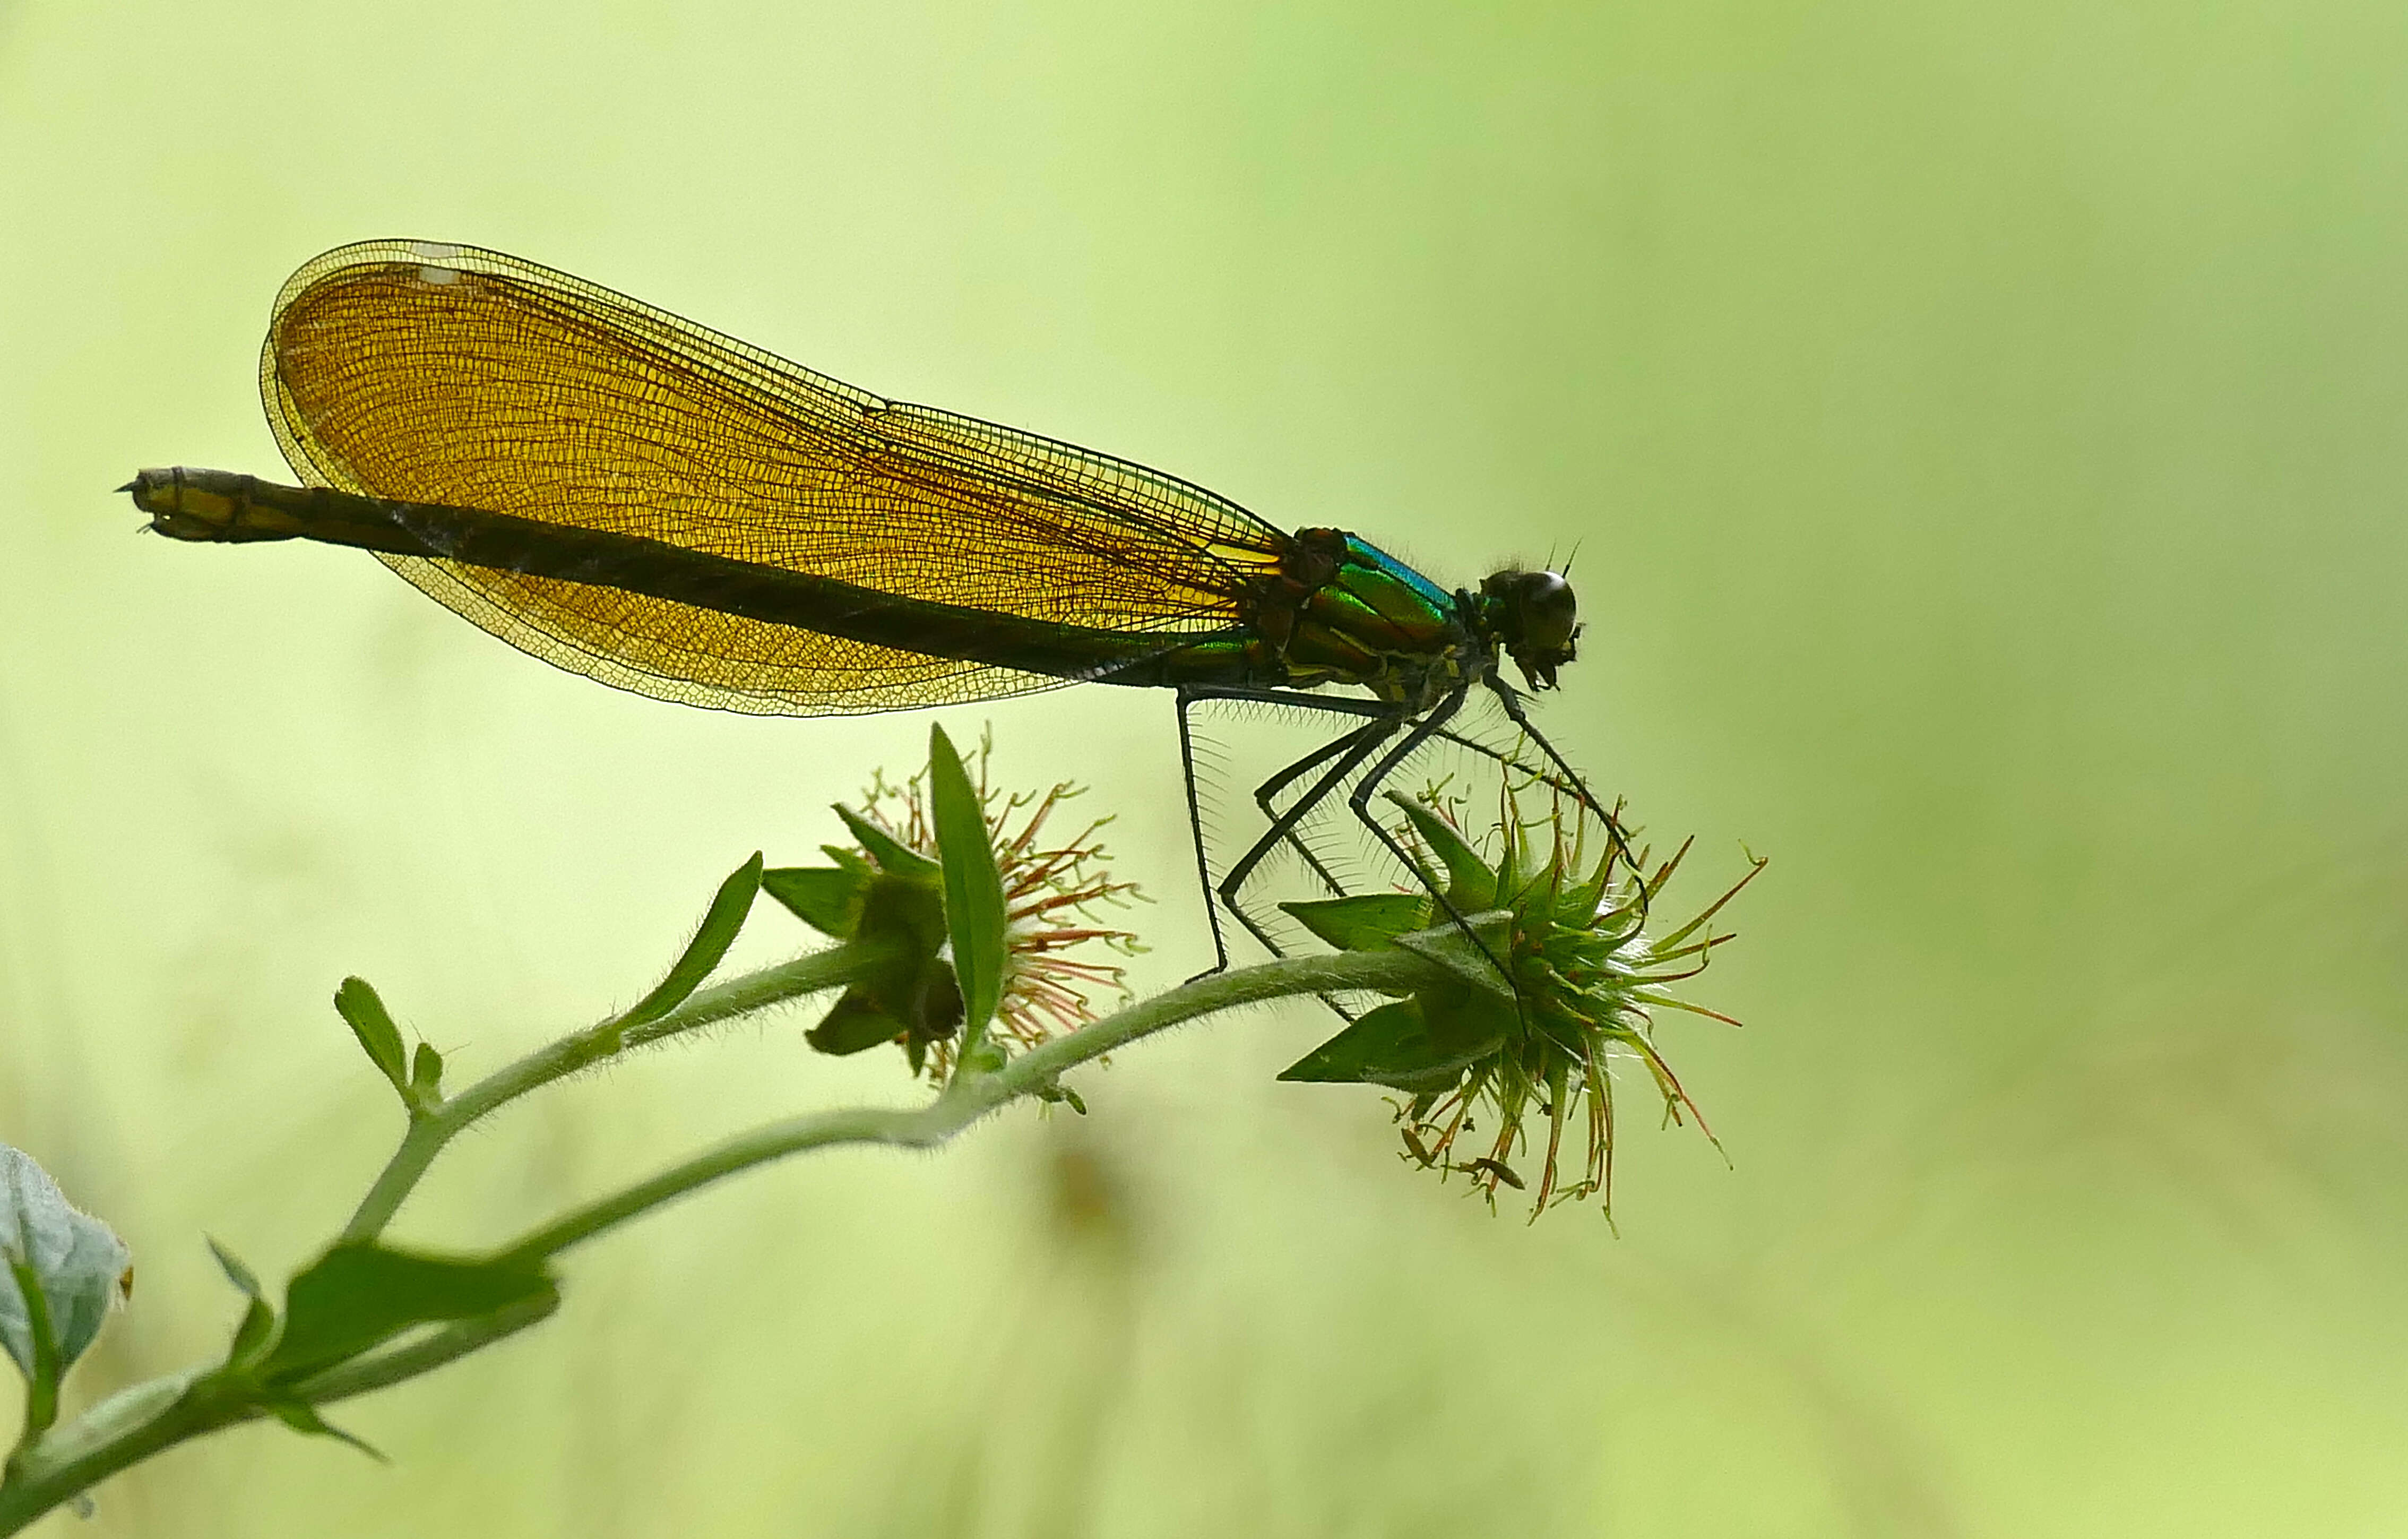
left=4, top=0, right=2405, bottom=1533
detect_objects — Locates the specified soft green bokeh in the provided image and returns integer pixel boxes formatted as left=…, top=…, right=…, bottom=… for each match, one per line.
left=4, top=0, right=2404, bottom=1533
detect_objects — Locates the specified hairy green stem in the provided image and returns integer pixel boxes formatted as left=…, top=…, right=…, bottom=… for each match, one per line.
left=343, top=942, right=888, bottom=1242
left=0, top=1301, right=567, bottom=1534
left=0, top=1369, right=237, bottom=1535
left=0, top=942, right=1436, bottom=1535
left=502, top=947, right=1429, bottom=1263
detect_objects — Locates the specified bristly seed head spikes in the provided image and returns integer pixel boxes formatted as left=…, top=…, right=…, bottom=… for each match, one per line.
left=1278, top=776, right=1764, bottom=1221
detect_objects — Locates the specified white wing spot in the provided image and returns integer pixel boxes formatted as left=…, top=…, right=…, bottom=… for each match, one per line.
left=409, top=241, right=464, bottom=261
left=417, top=266, right=461, bottom=286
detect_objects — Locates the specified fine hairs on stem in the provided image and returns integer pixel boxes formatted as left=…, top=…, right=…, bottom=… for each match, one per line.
left=0, top=939, right=1431, bottom=1535
left=0, top=730, right=1753, bottom=1533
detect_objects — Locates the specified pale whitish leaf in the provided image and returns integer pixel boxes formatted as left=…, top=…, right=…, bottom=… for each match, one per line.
left=0, top=1143, right=131, bottom=1379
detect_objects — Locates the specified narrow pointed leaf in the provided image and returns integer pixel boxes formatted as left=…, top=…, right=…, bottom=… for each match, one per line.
left=1494, top=809, right=1525, bottom=899
left=835, top=804, right=939, bottom=878
left=332, top=977, right=408, bottom=1092
left=209, top=1238, right=277, bottom=1366
left=1278, top=999, right=1423, bottom=1082
left=1280, top=893, right=1430, bottom=952
left=928, top=725, right=1007, bottom=1053
left=1565, top=847, right=1615, bottom=923
left=612, top=853, right=763, bottom=1031
left=264, top=1242, right=557, bottom=1383
left=1278, top=1000, right=1500, bottom=1093
left=761, top=865, right=865, bottom=938
left=208, top=1237, right=262, bottom=1301
left=1386, top=793, right=1495, bottom=908
left=268, top=1397, right=387, bottom=1460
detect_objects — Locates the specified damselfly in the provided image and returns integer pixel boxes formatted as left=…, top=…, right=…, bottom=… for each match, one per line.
left=126, top=241, right=1626, bottom=973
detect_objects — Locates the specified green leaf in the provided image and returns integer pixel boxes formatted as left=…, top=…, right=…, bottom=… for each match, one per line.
left=1393, top=909, right=1516, bottom=999
left=267, top=1397, right=387, bottom=1460
left=801, top=862, right=964, bottom=1065
left=1277, top=1000, right=1504, bottom=1093
left=1035, top=1082, right=1088, bottom=1115
left=761, top=865, right=865, bottom=937
left=834, top=804, right=939, bottom=878
left=209, top=1238, right=278, bottom=1368
left=806, top=959, right=965, bottom=1056
left=1564, top=843, right=1616, bottom=924
left=1280, top=893, right=1430, bottom=952
left=1415, top=977, right=1524, bottom=1062
left=928, top=725, right=1007, bottom=1054
left=805, top=993, right=911, bottom=1055
left=612, top=853, right=764, bottom=1033
left=226, top=1297, right=278, bottom=1368
left=1493, top=813, right=1525, bottom=904
left=1387, top=793, right=1496, bottom=909
left=264, top=1242, right=557, bottom=1383
left=1, top=1143, right=131, bottom=1384
left=954, top=1033, right=1007, bottom=1079
left=333, top=977, right=408, bottom=1093
left=207, top=1236, right=262, bottom=1301
left=4, top=1255, right=62, bottom=1437
left=408, top=1043, right=444, bottom=1103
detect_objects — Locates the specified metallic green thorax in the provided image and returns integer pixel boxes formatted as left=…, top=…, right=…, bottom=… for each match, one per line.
left=1117, top=528, right=1478, bottom=704
left=1136, top=526, right=1587, bottom=705
left=1278, top=531, right=1462, bottom=689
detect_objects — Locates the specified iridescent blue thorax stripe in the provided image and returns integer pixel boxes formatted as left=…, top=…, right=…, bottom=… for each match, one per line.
left=1101, top=526, right=1480, bottom=705
left=1342, top=535, right=1454, bottom=611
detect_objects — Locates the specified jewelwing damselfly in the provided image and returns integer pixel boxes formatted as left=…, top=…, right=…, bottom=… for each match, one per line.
left=126, top=240, right=1628, bottom=975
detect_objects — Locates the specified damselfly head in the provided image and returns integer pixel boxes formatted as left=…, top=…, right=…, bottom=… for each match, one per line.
left=1480, top=568, right=1581, bottom=691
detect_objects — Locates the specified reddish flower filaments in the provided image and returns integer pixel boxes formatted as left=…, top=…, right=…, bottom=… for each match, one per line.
left=849, top=744, right=1144, bottom=1080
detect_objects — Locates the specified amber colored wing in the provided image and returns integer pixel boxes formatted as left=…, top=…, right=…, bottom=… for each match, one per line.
left=260, top=240, right=1290, bottom=715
